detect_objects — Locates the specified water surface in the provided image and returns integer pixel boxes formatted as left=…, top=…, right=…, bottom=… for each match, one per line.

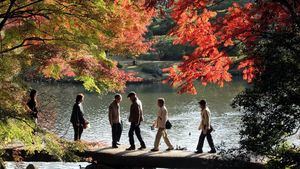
left=7, top=81, right=299, bottom=169
left=31, top=81, right=246, bottom=151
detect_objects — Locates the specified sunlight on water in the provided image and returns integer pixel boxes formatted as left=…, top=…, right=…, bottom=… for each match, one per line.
left=31, top=81, right=246, bottom=151
left=26, top=81, right=299, bottom=168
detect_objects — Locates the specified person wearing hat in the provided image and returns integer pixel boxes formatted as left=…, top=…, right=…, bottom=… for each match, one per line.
left=126, top=91, right=146, bottom=150
left=109, top=94, right=123, bottom=148
left=195, top=99, right=216, bottom=153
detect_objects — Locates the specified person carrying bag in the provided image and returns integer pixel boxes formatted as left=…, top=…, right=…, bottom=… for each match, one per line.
left=195, top=100, right=216, bottom=153
left=151, top=98, right=174, bottom=152
left=70, top=93, right=88, bottom=141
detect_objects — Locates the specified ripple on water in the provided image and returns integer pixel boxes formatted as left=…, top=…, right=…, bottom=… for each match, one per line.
left=29, top=81, right=251, bottom=151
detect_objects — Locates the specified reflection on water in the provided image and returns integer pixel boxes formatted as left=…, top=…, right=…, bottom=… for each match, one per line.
left=30, top=81, right=247, bottom=151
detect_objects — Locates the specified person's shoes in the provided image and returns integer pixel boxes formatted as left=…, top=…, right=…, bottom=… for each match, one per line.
left=150, top=148, right=159, bottom=152
left=208, top=149, right=216, bottom=153
left=116, top=142, right=121, bottom=145
left=195, top=150, right=203, bottom=154
left=166, top=147, right=174, bottom=151
left=112, top=145, right=118, bottom=148
left=138, top=146, right=146, bottom=150
left=126, top=146, right=135, bottom=151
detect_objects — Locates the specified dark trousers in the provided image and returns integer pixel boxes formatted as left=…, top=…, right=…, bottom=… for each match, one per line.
left=112, top=122, right=122, bottom=146
left=196, top=130, right=215, bottom=151
left=128, top=123, right=145, bottom=148
left=73, top=123, right=83, bottom=141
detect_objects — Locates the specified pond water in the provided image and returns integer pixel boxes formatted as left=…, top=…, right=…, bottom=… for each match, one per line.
left=30, top=80, right=247, bottom=151
left=6, top=81, right=299, bottom=169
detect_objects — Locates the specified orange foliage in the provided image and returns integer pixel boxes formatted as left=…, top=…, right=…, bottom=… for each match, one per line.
left=146, top=0, right=299, bottom=94
left=1, top=0, right=153, bottom=93
left=100, top=0, right=155, bottom=55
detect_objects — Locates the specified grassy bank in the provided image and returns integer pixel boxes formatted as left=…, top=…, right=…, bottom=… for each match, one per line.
left=118, top=60, right=176, bottom=83
left=0, top=117, right=106, bottom=164
left=118, top=58, right=243, bottom=83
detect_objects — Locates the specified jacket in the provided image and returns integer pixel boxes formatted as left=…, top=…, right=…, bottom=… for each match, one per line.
left=155, top=106, right=168, bottom=129
left=129, top=98, right=144, bottom=123
left=70, top=103, right=85, bottom=125
left=109, top=100, right=121, bottom=125
left=27, top=99, right=38, bottom=118
left=198, top=107, right=211, bottom=131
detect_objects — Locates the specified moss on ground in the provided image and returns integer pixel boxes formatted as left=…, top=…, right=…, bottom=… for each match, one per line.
left=0, top=117, right=97, bottom=162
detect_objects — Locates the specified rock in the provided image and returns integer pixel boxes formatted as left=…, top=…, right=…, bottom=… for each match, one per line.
left=26, top=164, right=37, bottom=169
left=85, top=162, right=97, bottom=169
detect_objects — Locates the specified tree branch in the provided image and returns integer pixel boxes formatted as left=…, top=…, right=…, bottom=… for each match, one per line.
left=283, top=125, right=300, bottom=140
left=0, top=37, right=58, bottom=55
left=0, top=0, right=16, bottom=31
left=9, top=0, right=43, bottom=14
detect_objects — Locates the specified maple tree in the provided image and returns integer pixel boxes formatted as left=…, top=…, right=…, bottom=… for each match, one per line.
left=146, top=1, right=300, bottom=166
left=0, top=0, right=154, bottom=158
left=0, top=0, right=154, bottom=98
left=146, top=0, right=300, bottom=94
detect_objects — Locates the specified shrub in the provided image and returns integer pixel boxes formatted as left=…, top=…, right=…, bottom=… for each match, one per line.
left=140, top=63, right=162, bottom=77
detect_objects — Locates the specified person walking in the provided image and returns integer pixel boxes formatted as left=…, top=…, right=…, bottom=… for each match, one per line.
left=195, top=100, right=216, bottom=153
left=70, top=93, right=86, bottom=141
left=27, top=89, right=38, bottom=124
left=126, top=91, right=146, bottom=150
left=109, top=94, right=123, bottom=148
left=151, top=98, right=174, bottom=152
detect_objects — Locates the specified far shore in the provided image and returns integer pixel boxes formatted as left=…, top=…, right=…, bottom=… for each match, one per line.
left=24, top=60, right=243, bottom=85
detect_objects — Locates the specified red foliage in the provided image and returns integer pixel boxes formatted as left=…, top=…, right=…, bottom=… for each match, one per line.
left=238, top=58, right=259, bottom=83
left=147, top=0, right=299, bottom=94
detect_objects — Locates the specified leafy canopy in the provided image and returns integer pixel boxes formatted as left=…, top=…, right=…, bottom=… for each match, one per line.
left=0, top=0, right=154, bottom=157
left=146, top=0, right=300, bottom=94
left=231, top=30, right=300, bottom=156
left=0, top=0, right=154, bottom=98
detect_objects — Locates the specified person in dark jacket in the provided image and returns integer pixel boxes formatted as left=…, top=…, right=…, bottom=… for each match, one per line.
left=70, top=93, right=86, bottom=141
left=27, top=89, right=38, bottom=124
left=126, top=91, right=146, bottom=150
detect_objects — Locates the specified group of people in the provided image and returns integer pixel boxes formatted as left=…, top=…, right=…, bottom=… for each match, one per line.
left=69, top=91, right=216, bottom=153
left=27, top=89, right=216, bottom=154
left=107, top=92, right=174, bottom=151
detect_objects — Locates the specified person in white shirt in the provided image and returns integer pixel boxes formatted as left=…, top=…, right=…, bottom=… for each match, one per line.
left=195, top=100, right=216, bottom=153
left=151, top=98, right=174, bottom=152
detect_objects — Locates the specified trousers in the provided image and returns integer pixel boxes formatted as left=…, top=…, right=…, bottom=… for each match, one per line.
left=112, top=122, right=122, bottom=146
left=154, top=128, right=173, bottom=149
left=196, top=130, right=215, bottom=151
left=128, top=123, right=145, bottom=148
left=73, top=123, right=83, bottom=141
